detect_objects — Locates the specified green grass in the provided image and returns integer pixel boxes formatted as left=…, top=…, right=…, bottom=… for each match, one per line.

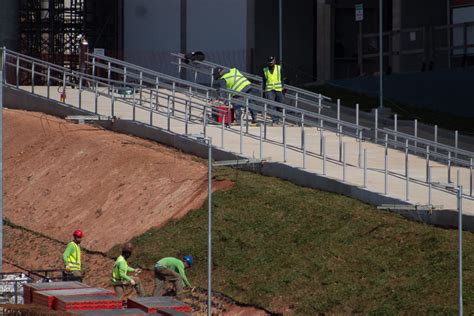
left=307, top=84, right=474, bottom=134
left=109, top=168, right=474, bottom=314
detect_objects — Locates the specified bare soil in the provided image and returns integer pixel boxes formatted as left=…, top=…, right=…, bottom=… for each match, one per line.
left=4, top=109, right=232, bottom=252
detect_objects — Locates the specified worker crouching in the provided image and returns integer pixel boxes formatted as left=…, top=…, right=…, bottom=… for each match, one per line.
left=153, top=256, right=193, bottom=298
left=111, top=243, right=145, bottom=300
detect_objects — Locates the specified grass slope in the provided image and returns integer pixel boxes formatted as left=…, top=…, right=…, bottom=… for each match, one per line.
left=112, top=168, right=474, bottom=314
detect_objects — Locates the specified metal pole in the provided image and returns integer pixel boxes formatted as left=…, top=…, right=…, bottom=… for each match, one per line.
left=283, top=109, right=287, bottom=162
left=337, top=99, right=341, bottom=130
left=303, top=130, right=306, bottom=169
left=405, top=139, right=409, bottom=177
left=394, top=114, right=398, bottom=149
left=339, top=126, right=343, bottom=162
left=414, top=119, right=418, bottom=152
left=0, top=52, right=3, bottom=272
left=260, top=124, right=263, bottom=160
left=384, top=134, right=388, bottom=195
left=448, top=152, right=452, bottom=183
left=457, top=169, right=460, bottom=188
left=426, top=146, right=430, bottom=183
left=207, top=137, right=213, bottom=316
left=240, top=117, right=243, bottom=154
left=279, top=0, right=283, bottom=63
left=319, top=121, right=324, bottom=155
left=221, top=117, right=225, bottom=149
left=455, top=130, right=458, bottom=160
left=406, top=152, right=410, bottom=201
left=434, top=125, right=438, bottom=153
left=375, top=108, right=378, bottom=143
left=457, top=185, right=463, bottom=316
left=470, top=158, right=473, bottom=197
left=363, top=149, right=367, bottom=188
left=379, top=0, right=383, bottom=109
left=358, top=131, right=363, bottom=168
left=356, top=103, right=359, bottom=128
left=323, top=136, right=326, bottom=175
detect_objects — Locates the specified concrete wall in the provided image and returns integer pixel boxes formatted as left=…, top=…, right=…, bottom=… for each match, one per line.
left=5, top=84, right=474, bottom=231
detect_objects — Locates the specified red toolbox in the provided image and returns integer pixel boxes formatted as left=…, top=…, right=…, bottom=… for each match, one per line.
left=23, top=281, right=89, bottom=304
left=54, top=295, right=122, bottom=311
left=215, top=106, right=234, bottom=124
left=127, top=296, right=192, bottom=314
left=32, top=287, right=115, bottom=309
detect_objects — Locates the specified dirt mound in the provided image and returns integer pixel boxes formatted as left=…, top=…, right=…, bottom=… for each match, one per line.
left=4, top=109, right=231, bottom=252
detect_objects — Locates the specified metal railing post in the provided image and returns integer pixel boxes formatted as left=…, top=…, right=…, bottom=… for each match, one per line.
left=185, top=101, right=189, bottom=135
left=363, top=149, right=367, bottom=188
left=338, top=126, right=343, bottom=162
left=31, top=62, right=35, bottom=94
left=457, top=169, right=461, bottom=188
left=301, top=113, right=305, bottom=150
left=448, top=152, right=452, bottom=183
left=358, top=130, right=363, bottom=168
left=384, top=134, right=388, bottom=195
left=319, top=120, right=324, bottom=155
left=240, top=116, right=243, bottom=154
left=221, top=116, right=225, bottom=149
left=92, top=57, right=96, bottom=76
left=62, top=72, right=66, bottom=103
left=405, top=140, right=409, bottom=177
left=375, top=108, right=378, bottom=143
left=264, top=104, right=268, bottom=140
left=47, top=66, right=50, bottom=98
left=245, top=98, right=249, bottom=134
left=426, top=146, right=430, bottom=183
left=470, top=158, right=473, bottom=197
left=434, top=125, right=438, bottom=153
left=16, top=57, right=19, bottom=88
left=111, top=85, right=115, bottom=117
left=78, top=75, right=82, bottom=109
left=167, top=95, right=171, bottom=131
left=132, top=87, right=136, bottom=121
left=394, top=114, right=398, bottom=149
left=107, top=62, right=111, bottom=85
left=406, top=151, right=410, bottom=201
left=94, top=81, right=98, bottom=114
left=414, top=119, right=418, bottom=152
left=259, top=124, right=263, bottom=160
left=457, top=184, right=463, bottom=316
left=455, top=130, right=459, bottom=160
left=356, top=103, right=359, bottom=131
left=337, top=99, right=341, bottom=130
left=283, top=108, right=287, bottom=162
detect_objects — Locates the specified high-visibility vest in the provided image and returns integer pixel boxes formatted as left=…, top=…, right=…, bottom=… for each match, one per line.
left=221, top=68, right=251, bottom=92
left=112, top=255, right=128, bottom=283
left=66, top=242, right=81, bottom=271
left=263, top=65, right=283, bottom=92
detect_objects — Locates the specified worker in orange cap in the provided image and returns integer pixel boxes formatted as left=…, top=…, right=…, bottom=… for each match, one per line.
left=62, top=229, right=84, bottom=282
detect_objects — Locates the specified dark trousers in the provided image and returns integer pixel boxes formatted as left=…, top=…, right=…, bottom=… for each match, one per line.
left=264, top=90, right=284, bottom=123
left=62, top=271, right=83, bottom=282
left=234, top=87, right=257, bottom=122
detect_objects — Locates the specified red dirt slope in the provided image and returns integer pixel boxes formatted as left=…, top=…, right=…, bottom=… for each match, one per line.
left=4, top=109, right=230, bottom=252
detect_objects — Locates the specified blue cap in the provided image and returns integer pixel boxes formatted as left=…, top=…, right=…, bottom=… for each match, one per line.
left=183, top=255, right=193, bottom=267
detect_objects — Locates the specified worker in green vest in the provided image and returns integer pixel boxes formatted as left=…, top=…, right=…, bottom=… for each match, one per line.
left=111, top=243, right=145, bottom=299
left=62, top=229, right=84, bottom=282
left=153, top=256, right=193, bottom=298
left=262, top=56, right=285, bottom=124
left=214, top=67, right=257, bottom=124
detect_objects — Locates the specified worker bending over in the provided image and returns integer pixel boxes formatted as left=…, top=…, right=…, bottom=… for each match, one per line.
left=213, top=67, right=257, bottom=124
left=62, top=229, right=84, bottom=282
left=153, top=256, right=193, bottom=298
left=111, top=243, right=145, bottom=299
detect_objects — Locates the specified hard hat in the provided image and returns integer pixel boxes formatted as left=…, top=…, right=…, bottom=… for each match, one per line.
left=183, top=255, right=193, bottom=267
left=213, top=67, right=224, bottom=80
left=122, top=243, right=134, bottom=254
left=73, top=230, right=83, bottom=238
left=267, top=56, right=277, bottom=65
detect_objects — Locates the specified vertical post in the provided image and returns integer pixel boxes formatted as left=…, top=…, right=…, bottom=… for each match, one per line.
left=301, top=113, right=305, bottom=149
left=264, top=104, right=268, bottom=139
left=47, top=66, right=50, bottom=99
left=343, top=143, right=346, bottom=182
left=358, top=130, right=363, bottom=168
left=394, top=114, right=398, bottom=149
left=107, top=62, right=111, bottom=86
left=303, top=130, right=306, bottom=169
left=448, top=152, right=452, bottom=183
left=221, top=116, right=225, bottom=149
left=31, top=62, right=35, bottom=94
left=457, top=185, right=463, bottom=316
left=111, top=85, right=115, bottom=117
left=356, top=103, right=359, bottom=132
left=259, top=124, right=263, bottom=160
left=337, top=99, right=341, bottom=130
left=132, top=87, right=136, bottom=121
left=338, top=126, right=343, bottom=162
left=283, top=109, right=287, bottom=162
left=426, top=146, right=430, bottom=183
left=363, top=149, right=367, bottom=188
left=455, top=130, right=459, bottom=160
left=0, top=50, right=3, bottom=272
left=322, top=136, right=326, bottom=175
left=240, top=116, right=243, bottom=154
left=414, top=119, right=418, bottom=152
left=406, top=151, right=410, bottom=201
left=78, top=76, right=82, bottom=109
left=428, top=166, right=432, bottom=206
left=375, top=108, right=378, bottom=143
left=94, top=82, right=98, bottom=114
left=320, top=121, right=324, bottom=155
left=16, top=57, right=19, bottom=88
left=207, top=137, right=213, bottom=316
left=405, top=139, right=409, bottom=177
left=384, top=134, right=388, bottom=195
left=92, top=57, right=96, bottom=77
left=470, top=158, right=473, bottom=197
left=434, top=125, right=438, bottom=153
left=318, top=94, right=322, bottom=116
left=379, top=0, right=384, bottom=109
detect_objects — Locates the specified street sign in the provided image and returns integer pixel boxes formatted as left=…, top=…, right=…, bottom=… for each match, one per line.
left=355, top=3, right=364, bottom=22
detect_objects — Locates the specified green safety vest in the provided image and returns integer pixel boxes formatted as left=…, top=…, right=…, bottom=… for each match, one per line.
left=112, top=255, right=128, bottom=283
left=66, top=242, right=81, bottom=271
left=263, top=65, right=283, bottom=92
left=221, top=68, right=251, bottom=92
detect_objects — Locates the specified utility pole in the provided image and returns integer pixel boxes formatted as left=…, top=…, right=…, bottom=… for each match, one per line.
left=379, top=0, right=384, bottom=109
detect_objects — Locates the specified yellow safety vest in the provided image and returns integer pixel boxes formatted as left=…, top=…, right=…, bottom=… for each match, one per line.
left=112, top=255, right=128, bottom=283
left=221, top=68, right=251, bottom=92
left=66, top=242, right=81, bottom=271
left=263, top=65, right=283, bottom=92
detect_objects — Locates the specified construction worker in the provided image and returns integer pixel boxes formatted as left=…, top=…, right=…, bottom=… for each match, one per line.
left=111, top=243, right=145, bottom=300
left=153, top=256, right=193, bottom=298
left=62, top=229, right=84, bottom=282
left=213, top=67, right=257, bottom=124
left=262, top=56, right=284, bottom=124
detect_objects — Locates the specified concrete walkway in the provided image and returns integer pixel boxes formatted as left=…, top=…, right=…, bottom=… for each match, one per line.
left=21, top=86, right=473, bottom=214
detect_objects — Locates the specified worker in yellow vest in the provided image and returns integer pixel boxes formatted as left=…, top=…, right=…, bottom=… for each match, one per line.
left=214, top=67, right=257, bottom=124
left=62, top=229, right=84, bottom=282
left=262, top=56, right=285, bottom=124
left=111, top=243, right=145, bottom=300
